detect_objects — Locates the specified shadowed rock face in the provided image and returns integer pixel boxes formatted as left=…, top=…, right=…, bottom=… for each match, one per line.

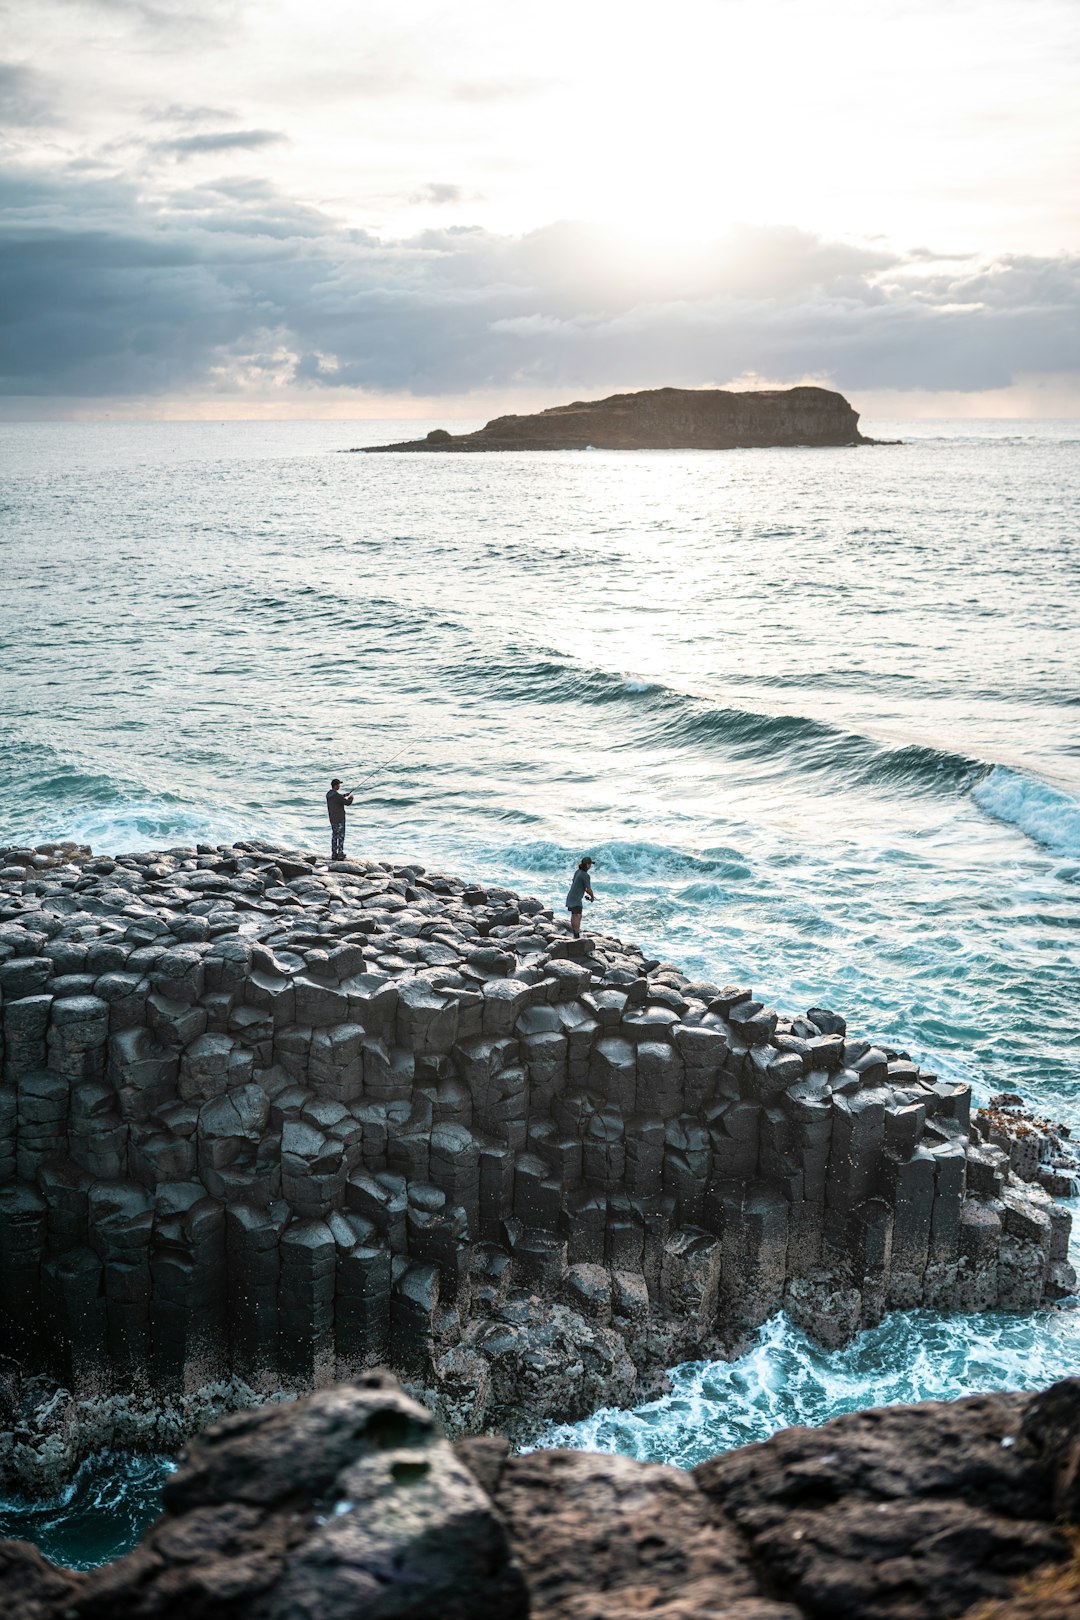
left=0, top=839, right=1073, bottom=1490
left=358, top=385, right=869, bottom=452
left=8, top=1375, right=1080, bottom=1620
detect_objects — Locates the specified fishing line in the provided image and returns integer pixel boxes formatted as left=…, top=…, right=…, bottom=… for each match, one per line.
left=341, top=735, right=417, bottom=797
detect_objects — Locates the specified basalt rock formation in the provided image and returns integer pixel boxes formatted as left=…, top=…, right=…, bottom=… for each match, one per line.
left=8, top=1373, right=1080, bottom=1619
left=0, top=838, right=1073, bottom=1489
left=358, top=385, right=869, bottom=452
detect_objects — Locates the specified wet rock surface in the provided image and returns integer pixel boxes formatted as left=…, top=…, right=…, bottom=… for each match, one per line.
left=7, top=1374, right=1080, bottom=1619
left=0, top=838, right=1073, bottom=1488
left=358, top=384, right=869, bottom=452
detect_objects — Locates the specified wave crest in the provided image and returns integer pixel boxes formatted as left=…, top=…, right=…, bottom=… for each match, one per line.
left=973, top=766, right=1080, bottom=858
left=472, top=652, right=991, bottom=799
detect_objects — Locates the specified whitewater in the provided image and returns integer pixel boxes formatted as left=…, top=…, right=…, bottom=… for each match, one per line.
left=1, top=415, right=1078, bottom=1564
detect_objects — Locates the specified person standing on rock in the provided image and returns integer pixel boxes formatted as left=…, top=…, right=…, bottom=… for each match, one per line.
left=326, top=778, right=353, bottom=861
left=565, top=856, right=595, bottom=937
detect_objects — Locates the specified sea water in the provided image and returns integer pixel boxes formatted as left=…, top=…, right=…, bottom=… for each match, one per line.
left=1, top=416, right=1078, bottom=1563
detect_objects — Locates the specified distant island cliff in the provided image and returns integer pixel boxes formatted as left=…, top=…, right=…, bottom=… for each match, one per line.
left=357, top=385, right=871, bottom=452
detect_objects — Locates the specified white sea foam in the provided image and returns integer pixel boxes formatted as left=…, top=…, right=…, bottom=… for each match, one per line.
left=972, top=766, right=1080, bottom=858
left=535, top=1303, right=1080, bottom=1470
left=58, top=804, right=248, bottom=855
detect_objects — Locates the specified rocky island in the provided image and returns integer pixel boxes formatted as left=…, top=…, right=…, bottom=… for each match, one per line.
left=0, top=837, right=1074, bottom=1500
left=356, top=384, right=870, bottom=452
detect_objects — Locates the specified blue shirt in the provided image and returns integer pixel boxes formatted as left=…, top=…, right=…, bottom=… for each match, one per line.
left=566, top=868, right=592, bottom=908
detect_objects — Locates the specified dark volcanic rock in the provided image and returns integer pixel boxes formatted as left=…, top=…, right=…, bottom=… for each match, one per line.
left=68, top=1374, right=527, bottom=1620
left=359, top=384, right=869, bottom=452
left=0, top=837, right=1072, bottom=1491
left=7, top=1376, right=1080, bottom=1620
left=694, top=1386, right=1078, bottom=1620
left=489, top=1444, right=798, bottom=1620
left=0, top=1541, right=83, bottom=1620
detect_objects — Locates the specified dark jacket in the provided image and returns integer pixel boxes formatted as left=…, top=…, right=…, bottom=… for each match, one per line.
left=326, top=789, right=350, bottom=824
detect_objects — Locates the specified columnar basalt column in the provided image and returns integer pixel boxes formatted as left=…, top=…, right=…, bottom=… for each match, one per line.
left=0, top=838, right=1075, bottom=1482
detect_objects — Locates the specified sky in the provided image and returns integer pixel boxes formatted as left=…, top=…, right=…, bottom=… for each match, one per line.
left=1, top=0, right=1078, bottom=419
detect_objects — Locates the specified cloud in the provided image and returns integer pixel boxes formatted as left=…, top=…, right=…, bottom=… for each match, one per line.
left=144, top=102, right=238, bottom=125
left=0, top=161, right=1077, bottom=405
left=151, top=128, right=287, bottom=159
left=409, top=182, right=468, bottom=206
left=0, top=61, right=56, bottom=127
left=448, top=77, right=546, bottom=103
left=47, top=0, right=243, bottom=41
left=408, top=181, right=487, bottom=207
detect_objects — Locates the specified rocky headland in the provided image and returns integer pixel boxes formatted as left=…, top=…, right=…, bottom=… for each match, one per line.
left=357, top=385, right=870, bottom=452
left=7, top=1372, right=1080, bottom=1619
left=0, top=837, right=1074, bottom=1496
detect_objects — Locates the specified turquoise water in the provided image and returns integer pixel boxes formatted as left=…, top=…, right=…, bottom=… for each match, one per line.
left=540, top=1296, right=1080, bottom=1466
left=0, top=1453, right=175, bottom=1570
left=1, top=416, right=1078, bottom=1563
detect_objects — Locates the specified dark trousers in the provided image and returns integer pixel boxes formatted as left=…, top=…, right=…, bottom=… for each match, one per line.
left=330, top=821, right=346, bottom=860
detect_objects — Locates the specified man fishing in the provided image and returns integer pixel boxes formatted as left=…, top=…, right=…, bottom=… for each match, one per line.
left=565, top=856, right=595, bottom=937
left=326, top=778, right=354, bottom=860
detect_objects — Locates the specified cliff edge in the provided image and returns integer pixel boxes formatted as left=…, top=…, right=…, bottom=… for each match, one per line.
left=357, top=384, right=869, bottom=452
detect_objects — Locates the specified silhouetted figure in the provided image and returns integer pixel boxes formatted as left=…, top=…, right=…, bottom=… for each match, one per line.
left=326, top=778, right=354, bottom=860
left=565, top=856, right=595, bottom=937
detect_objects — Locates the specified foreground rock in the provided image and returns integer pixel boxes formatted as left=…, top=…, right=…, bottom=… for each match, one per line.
left=358, top=384, right=869, bottom=452
left=0, top=838, right=1073, bottom=1488
left=7, top=1374, right=1080, bottom=1619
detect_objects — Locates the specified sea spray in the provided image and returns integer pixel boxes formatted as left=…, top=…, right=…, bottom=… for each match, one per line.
left=536, top=1300, right=1080, bottom=1470
left=973, top=765, right=1080, bottom=859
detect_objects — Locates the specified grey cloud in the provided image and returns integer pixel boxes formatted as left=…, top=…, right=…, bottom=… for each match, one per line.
left=905, top=246, right=978, bottom=264
left=152, top=128, right=287, bottom=159
left=0, top=61, right=56, bottom=127
left=144, top=103, right=238, bottom=125
left=1, top=164, right=1077, bottom=401
left=413, top=182, right=465, bottom=205
left=409, top=182, right=483, bottom=206
left=48, top=0, right=242, bottom=36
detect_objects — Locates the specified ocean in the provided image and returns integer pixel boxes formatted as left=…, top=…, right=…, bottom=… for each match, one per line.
left=1, top=416, right=1078, bottom=1565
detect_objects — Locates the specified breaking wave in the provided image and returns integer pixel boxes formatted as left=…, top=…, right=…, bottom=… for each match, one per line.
left=972, top=766, right=1080, bottom=859
left=537, top=1303, right=1080, bottom=1470
left=0, top=1452, right=175, bottom=1571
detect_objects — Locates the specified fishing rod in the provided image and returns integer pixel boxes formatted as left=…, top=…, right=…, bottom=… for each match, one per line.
left=341, top=732, right=425, bottom=796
